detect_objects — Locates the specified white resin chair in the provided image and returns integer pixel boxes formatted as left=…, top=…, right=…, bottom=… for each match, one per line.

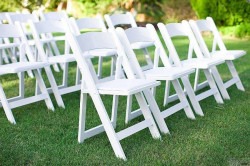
left=116, top=26, right=201, bottom=123
left=105, top=12, right=157, bottom=120
left=158, top=21, right=225, bottom=106
left=105, top=12, right=154, bottom=69
left=6, top=13, right=41, bottom=78
left=0, top=23, right=55, bottom=124
left=70, top=16, right=115, bottom=80
left=39, top=11, right=70, bottom=72
left=66, top=30, right=169, bottom=160
left=29, top=20, right=80, bottom=97
left=189, top=17, right=245, bottom=94
left=0, top=12, right=20, bottom=65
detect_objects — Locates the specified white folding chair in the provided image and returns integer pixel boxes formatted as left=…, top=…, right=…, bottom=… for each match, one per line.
left=29, top=20, right=80, bottom=97
left=6, top=13, right=41, bottom=78
left=39, top=11, right=70, bottom=72
left=66, top=30, right=169, bottom=160
left=105, top=12, right=154, bottom=70
left=105, top=12, right=158, bottom=120
left=0, top=23, right=55, bottom=124
left=158, top=21, right=224, bottom=107
left=0, top=12, right=19, bottom=65
left=116, top=26, right=201, bottom=123
left=189, top=17, right=245, bottom=94
left=70, top=16, right=115, bottom=81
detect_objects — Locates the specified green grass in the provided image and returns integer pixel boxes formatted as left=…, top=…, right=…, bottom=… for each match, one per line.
left=0, top=37, right=250, bottom=165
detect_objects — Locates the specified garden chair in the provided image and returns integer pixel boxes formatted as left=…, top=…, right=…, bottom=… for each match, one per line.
left=39, top=11, right=70, bottom=72
left=116, top=26, right=200, bottom=123
left=0, top=12, right=20, bottom=65
left=0, top=23, right=55, bottom=124
left=29, top=20, right=80, bottom=97
left=105, top=12, right=157, bottom=120
left=6, top=12, right=42, bottom=78
left=158, top=21, right=226, bottom=106
left=189, top=17, right=245, bottom=94
left=66, top=30, right=169, bottom=160
left=70, top=16, right=115, bottom=81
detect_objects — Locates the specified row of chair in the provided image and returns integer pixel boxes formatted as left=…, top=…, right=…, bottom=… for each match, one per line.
left=0, top=11, right=245, bottom=160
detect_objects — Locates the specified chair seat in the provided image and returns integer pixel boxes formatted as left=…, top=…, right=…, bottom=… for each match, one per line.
left=181, top=58, right=224, bottom=69
left=210, top=50, right=246, bottom=60
left=143, top=67, right=195, bottom=80
left=48, top=54, right=75, bottom=63
left=96, top=79, right=160, bottom=95
left=83, top=49, right=117, bottom=57
left=131, top=41, right=154, bottom=49
left=0, top=62, right=49, bottom=75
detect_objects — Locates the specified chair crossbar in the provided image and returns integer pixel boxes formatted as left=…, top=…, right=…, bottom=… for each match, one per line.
left=161, top=101, right=189, bottom=118
left=224, top=77, right=239, bottom=89
left=117, top=119, right=152, bottom=141
left=9, top=94, right=48, bottom=109
left=195, top=88, right=217, bottom=102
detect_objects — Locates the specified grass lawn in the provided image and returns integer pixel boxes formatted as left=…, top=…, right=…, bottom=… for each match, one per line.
left=0, top=36, right=249, bottom=165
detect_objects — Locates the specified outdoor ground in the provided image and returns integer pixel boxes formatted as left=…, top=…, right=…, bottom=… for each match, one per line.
left=0, top=36, right=249, bottom=165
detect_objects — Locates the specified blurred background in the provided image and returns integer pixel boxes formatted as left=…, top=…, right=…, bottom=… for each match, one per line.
left=1, top=0, right=250, bottom=37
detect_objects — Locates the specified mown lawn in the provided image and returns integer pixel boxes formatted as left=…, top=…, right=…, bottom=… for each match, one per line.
left=0, top=36, right=249, bottom=165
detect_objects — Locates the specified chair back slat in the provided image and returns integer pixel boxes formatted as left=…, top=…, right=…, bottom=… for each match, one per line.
left=125, top=27, right=154, bottom=44
left=195, top=20, right=212, bottom=32
left=8, top=13, right=39, bottom=23
left=32, top=20, right=66, bottom=34
left=165, top=23, right=189, bottom=37
left=75, top=32, right=116, bottom=53
left=75, top=17, right=106, bottom=31
left=41, top=11, right=68, bottom=21
left=0, top=24, right=21, bottom=38
left=105, top=12, right=137, bottom=28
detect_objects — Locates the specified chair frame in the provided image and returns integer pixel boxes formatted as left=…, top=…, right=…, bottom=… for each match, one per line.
left=189, top=17, right=245, bottom=94
left=66, top=30, right=170, bottom=160
left=158, top=21, right=225, bottom=108
left=0, top=23, right=55, bottom=124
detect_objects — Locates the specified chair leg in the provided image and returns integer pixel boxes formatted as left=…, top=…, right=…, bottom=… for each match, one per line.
left=194, top=69, right=200, bottom=91
left=33, top=69, right=54, bottom=110
left=125, top=95, right=133, bottom=124
left=89, top=92, right=127, bottom=160
left=0, top=84, right=16, bottom=124
left=75, top=66, right=81, bottom=85
left=163, top=81, right=170, bottom=106
left=210, top=67, right=230, bottom=100
left=143, top=90, right=170, bottom=134
left=135, top=92, right=161, bottom=139
left=203, top=68, right=224, bottom=104
left=97, top=57, right=103, bottom=78
left=19, top=72, right=25, bottom=99
left=226, top=60, right=245, bottom=91
left=44, top=66, right=65, bottom=108
left=172, top=78, right=196, bottom=119
left=78, top=92, right=88, bottom=143
left=181, top=76, right=203, bottom=117
left=62, top=62, right=69, bottom=88
left=111, top=95, right=119, bottom=128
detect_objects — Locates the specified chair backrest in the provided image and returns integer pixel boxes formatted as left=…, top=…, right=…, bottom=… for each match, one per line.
left=0, top=12, right=17, bottom=22
left=189, top=17, right=227, bottom=56
left=66, top=30, right=136, bottom=84
left=158, top=21, right=207, bottom=61
left=0, top=23, right=31, bottom=62
left=29, top=20, right=69, bottom=61
left=6, top=13, right=39, bottom=24
left=117, top=25, right=173, bottom=70
left=40, top=11, right=69, bottom=21
left=70, top=15, right=107, bottom=35
left=104, top=12, right=137, bottom=29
